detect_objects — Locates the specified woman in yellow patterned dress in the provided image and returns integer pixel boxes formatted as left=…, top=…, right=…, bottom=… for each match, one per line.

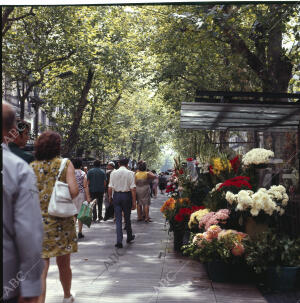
left=30, top=131, right=79, bottom=303
left=135, top=161, right=156, bottom=222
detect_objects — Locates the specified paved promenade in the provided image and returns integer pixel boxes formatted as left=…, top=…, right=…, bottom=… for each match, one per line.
left=46, top=193, right=266, bottom=303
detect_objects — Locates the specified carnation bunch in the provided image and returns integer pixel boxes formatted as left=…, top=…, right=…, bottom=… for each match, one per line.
left=225, top=185, right=288, bottom=217
left=218, top=176, right=252, bottom=191
left=198, top=209, right=230, bottom=230
left=242, top=148, right=274, bottom=166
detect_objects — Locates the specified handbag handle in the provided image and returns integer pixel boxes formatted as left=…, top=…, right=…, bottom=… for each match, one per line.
left=56, top=158, right=68, bottom=181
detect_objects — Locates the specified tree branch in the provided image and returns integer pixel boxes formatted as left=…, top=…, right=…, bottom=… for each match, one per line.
left=7, top=7, right=35, bottom=21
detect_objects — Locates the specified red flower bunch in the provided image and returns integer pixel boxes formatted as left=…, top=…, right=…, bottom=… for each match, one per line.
left=166, top=184, right=175, bottom=193
left=229, top=156, right=240, bottom=173
left=218, top=176, right=252, bottom=191
left=174, top=206, right=205, bottom=222
left=186, top=157, right=193, bottom=162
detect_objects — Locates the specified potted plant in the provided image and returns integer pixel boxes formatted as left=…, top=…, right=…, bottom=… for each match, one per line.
left=182, top=226, right=249, bottom=282
left=245, top=230, right=300, bottom=291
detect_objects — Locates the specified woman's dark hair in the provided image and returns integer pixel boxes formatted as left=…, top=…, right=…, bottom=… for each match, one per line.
left=35, top=131, right=61, bottom=160
left=94, top=159, right=101, bottom=167
left=138, top=161, right=146, bottom=171
left=151, top=170, right=156, bottom=174
left=72, top=158, right=83, bottom=169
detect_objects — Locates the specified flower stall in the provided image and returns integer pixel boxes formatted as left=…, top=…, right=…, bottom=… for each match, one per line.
left=175, top=92, right=300, bottom=289
left=161, top=144, right=300, bottom=288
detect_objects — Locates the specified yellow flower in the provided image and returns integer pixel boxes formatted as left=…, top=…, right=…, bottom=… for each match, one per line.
left=211, top=158, right=232, bottom=175
left=188, top=208, right=210, bottom=229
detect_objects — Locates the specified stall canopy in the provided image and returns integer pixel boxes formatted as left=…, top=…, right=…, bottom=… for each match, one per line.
left=180, top=91, right=300, bottom=132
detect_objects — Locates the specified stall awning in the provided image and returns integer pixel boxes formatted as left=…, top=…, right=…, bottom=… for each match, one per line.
left=180, top=92, right=300, bottom=132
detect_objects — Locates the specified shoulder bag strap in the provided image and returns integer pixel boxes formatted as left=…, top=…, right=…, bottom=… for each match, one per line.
left=56, top=158, right=68, bottom=181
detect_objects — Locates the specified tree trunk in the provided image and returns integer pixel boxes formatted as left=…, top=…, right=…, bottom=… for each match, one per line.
left=62, top=68, right=94, bottom=157
left=138, top=136, right=145, bottom=161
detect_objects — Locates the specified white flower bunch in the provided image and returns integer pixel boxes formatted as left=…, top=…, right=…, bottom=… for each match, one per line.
left=242, top=148, right=274, bottom=166
left=225, top=185, right=288, bottom=217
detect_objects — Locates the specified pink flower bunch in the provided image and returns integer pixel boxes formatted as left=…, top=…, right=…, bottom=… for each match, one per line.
left=198, top=209, right=230, bottom=230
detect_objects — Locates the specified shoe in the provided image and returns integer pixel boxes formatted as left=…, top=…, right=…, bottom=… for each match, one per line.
left=115, top=243, right=123, bottom=248
left=62, top=294, right=75, bottom=303
left=145, top=218, right=152, bottom=223
left=126, top=235, right=135, bottom=244
left=78, top=232, right=84, bottom=239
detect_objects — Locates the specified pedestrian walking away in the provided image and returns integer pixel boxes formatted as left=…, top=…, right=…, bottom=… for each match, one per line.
left=108, top=158, right=136, bottom=248
left=104, top=161, right=115, bottom=221
left=30, top=131, right=79, bottom=303
left=87, top=159, right=107, bottom=222
left=135, top=161, right=156, bottom=222
left=72, top=158, right=91, bottom=239
left=151, top=170, right=159, bottom=198
left=158, top=172, right=167, bottom=194
left=3, top=104, right=44, bottom=303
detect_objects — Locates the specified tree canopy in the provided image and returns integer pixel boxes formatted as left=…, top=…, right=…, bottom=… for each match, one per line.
left=2, top=4, right=299, bottom=167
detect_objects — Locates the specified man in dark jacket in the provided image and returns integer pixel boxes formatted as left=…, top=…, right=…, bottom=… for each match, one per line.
left=87, top=160, right=107, bottom=222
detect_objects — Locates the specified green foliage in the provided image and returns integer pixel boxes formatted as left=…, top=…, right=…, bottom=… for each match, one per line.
left=245, top=230, right=300, bottom=273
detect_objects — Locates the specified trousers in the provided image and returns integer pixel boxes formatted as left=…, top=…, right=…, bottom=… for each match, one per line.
left=90, top=192, right=104, bottom=221
left=113, top=192, right=132, bottom=244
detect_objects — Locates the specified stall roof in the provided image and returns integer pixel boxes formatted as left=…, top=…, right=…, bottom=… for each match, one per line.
left=180, top=92, right=300, bottom=132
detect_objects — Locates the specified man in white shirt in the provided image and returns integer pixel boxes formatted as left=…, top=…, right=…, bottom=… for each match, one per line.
left=108, top=158, right=136, bottom=248
left=2, top=104, right=44, bottom=303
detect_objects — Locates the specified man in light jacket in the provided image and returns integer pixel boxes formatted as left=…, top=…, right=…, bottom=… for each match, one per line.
left=3, top=104, right=44, bottom=303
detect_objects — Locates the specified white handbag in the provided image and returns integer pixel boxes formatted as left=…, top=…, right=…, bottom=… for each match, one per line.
left=48, top=158, right=78, bottom=217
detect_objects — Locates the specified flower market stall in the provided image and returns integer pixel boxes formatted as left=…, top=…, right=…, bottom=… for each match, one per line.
left=160, top=91, right=300, bottom=290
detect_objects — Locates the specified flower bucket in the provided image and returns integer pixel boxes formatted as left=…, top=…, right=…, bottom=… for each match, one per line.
left=245, top=217, right=268, bottom=239
left=265, top=266, right=299, bottom=291
left=206, top=260, right=231, bottom=282
left=173, top=230, right=184, bottom=252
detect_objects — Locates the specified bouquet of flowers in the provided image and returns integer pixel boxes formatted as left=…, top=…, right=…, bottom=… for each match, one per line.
left=225, top=185, right=289, bottom=217
left=161, top=197, right=205, bottom=232
left=242, top=148, right=274, bottom=167
left=198, top=209, right=230, bottom=231
left=182, top=226, right=248, bottom=264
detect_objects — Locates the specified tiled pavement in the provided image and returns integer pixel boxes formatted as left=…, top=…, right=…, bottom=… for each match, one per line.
left=46, top=193, right=266, bottom=303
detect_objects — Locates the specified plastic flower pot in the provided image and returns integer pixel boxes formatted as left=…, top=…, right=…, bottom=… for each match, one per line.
left=230, top=263, right=254, bottom=283
left=265, top=266, right=300, bottom=291
left=173, top=230, right=184, bottom=252
left=206, top=260, right=231, bottom=282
